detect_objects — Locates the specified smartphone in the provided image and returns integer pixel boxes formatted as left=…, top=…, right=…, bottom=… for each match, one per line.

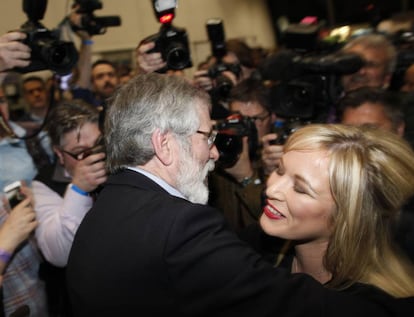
left=4, top=181, right=25, bottom=209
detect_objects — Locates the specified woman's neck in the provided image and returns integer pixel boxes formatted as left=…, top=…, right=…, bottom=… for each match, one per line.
left=292, top=241, right=332, bottom=284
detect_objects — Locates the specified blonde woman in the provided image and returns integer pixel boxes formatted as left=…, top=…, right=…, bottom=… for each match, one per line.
left=260, top=124, right=414, bottom=313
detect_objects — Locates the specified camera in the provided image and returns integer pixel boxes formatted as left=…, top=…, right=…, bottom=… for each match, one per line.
left=207, top=62, right=241, bottom=101
left=206, top=18, right=241, bottom=101
left=4, top=181, right=25, bottom=209
left=254, top=49, right=364, bottom=143
left=270, top=119, right=310, bottom=145
left=143, top=25, right=192, bottom=71
left=72, top=0, right=121, bottom=36
left=214, top=113, right=258, bottom=169
left=14, top=0, right=78, bottom=75
left=142, top=0, right=192, bottom=71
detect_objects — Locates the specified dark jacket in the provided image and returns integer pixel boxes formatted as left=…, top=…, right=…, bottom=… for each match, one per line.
left=67, top=169, right=400, bottom=317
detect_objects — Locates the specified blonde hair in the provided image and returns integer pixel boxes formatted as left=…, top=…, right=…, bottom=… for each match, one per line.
left=284, top=124, right=414, bottom=297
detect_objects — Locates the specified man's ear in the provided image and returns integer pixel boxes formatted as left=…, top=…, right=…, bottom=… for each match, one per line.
left=54, top=146, right=65, bottom=165
left=152, top=129, right=173, bottom=166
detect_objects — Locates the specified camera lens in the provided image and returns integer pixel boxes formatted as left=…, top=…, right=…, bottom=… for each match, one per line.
left=44, top=42, right=79, bottom=75
left=215, top=75, right=233, bottom=99
left=214, top=133, right=243, bottom=168
left=50, top=45, right=66, bottom=65
left=166, top=43, right=190, bottom=70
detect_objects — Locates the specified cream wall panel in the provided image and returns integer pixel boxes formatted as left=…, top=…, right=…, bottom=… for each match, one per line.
left=0, top=0, right=276, bottom=69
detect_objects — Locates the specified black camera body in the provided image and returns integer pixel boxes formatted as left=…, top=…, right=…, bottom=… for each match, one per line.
left=256, top=50, right=364, bottom=123
left=13, top=0, right=78, bottom=75
left=214, top=113, right=258, bottom=169
left=73, top=0, right=121, bottom=36
left=270, top=119, right=310, bottom=145
left=205, top=19, right=241, bottom=102
left=17, top=21, right=78, bottom=75
left=143, top=23, right=192, bottom=71
left=208, top=62, right=241, bottom=79
left=208, top=62, right=241, bottom=101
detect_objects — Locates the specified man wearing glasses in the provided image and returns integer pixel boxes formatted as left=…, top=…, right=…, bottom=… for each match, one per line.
left=209, top=78, right=274, bottom=232
left=32, top=100, right=107, bottom=316
left=67, top=73, right=385, bottom=317
left=33, top=100, right=107, bottom=267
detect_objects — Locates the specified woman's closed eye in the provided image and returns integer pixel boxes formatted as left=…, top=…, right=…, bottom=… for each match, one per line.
left=293, top=184, right=307, bottom=194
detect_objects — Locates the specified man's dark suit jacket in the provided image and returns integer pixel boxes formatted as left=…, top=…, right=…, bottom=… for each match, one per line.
left=66, top=169, right=394, bottom=317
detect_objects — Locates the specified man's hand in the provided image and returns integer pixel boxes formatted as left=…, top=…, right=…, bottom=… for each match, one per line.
left=0, top=32, right=31, bottom=72
left=192, top=69, right=213, bottom=91
left=135, top=41, right=166, bottom=74
left=71, top=152, right=107, bottom=193
left=261, top=133, right=284, bottom=176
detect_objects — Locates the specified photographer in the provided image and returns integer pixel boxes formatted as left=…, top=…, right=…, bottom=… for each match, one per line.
left=209, top=78, right=273, bottom=232
left=341, top=34, right=397, bottom=93
left=32, top=99, right=106, bottom=316
left=67, top=3, right=121, bottom=116
left=193, top=38, right=257, bottom=119
left=33, top=99, right=105, bottom=266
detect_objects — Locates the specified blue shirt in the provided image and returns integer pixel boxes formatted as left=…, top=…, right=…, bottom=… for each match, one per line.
left=0, top=122, right=37, bottom=191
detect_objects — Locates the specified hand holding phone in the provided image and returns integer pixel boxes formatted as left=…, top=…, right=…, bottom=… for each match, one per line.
left=4, top=181, right=25, bottom=209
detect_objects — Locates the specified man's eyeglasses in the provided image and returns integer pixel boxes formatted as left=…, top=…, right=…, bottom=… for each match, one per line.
left=250, top=112, right=270, bottom=123
left=60, top=135, right=104, bottom=161
left=196, top=130, right=217, bottom=148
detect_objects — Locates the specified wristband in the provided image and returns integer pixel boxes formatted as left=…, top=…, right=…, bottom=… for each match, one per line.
left=82, top=39, right=94, bottom=45
left=0, top=249, right=12, bottom=264
left=70, top=183, right=89, bottom=196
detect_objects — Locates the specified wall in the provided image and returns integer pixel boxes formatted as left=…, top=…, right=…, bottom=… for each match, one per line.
left=0, top=0, right=276, bottom=73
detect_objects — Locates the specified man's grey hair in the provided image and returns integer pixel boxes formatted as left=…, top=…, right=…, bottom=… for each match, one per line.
left=342, top=34, right=397, bottom=74
left=104, top=73, right=211, bottom=173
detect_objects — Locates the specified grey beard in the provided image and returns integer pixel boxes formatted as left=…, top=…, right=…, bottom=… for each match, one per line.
left=177, top=157, right=215, bottom=205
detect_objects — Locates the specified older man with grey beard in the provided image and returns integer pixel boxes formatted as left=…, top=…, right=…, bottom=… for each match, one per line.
left=67, top=73, right=390, bottom=317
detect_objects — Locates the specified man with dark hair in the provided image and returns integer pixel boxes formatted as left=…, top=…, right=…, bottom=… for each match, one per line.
left=20, top=76, right=49, bottom=125
left=16, top=75, right=55, bottom=169
left=72, top=60, right=119, bottom=108
left=209, top=78, right=273, bottom=232
left=337, top=86, right=405, bottom=136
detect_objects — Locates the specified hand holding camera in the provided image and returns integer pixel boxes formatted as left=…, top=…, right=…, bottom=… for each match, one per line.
left=261, top=133, right=284, bottom=176
left=140, top=0, right=192, bottom=72
left=0, top=182, right=37, bottom=252
left=192, top=69, right=213, bottom=91
left=135, top=41, right=167, bottom=74
left=71, top=149, right=107, bottom=194
left=0, top=32, right=31, bottom=73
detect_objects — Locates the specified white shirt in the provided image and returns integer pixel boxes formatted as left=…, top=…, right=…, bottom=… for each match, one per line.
left=33, top=180, right=93, bottom=267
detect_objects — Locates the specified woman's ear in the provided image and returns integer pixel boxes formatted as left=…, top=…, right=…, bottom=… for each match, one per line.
left=152, top=129, right=173, bottom=166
